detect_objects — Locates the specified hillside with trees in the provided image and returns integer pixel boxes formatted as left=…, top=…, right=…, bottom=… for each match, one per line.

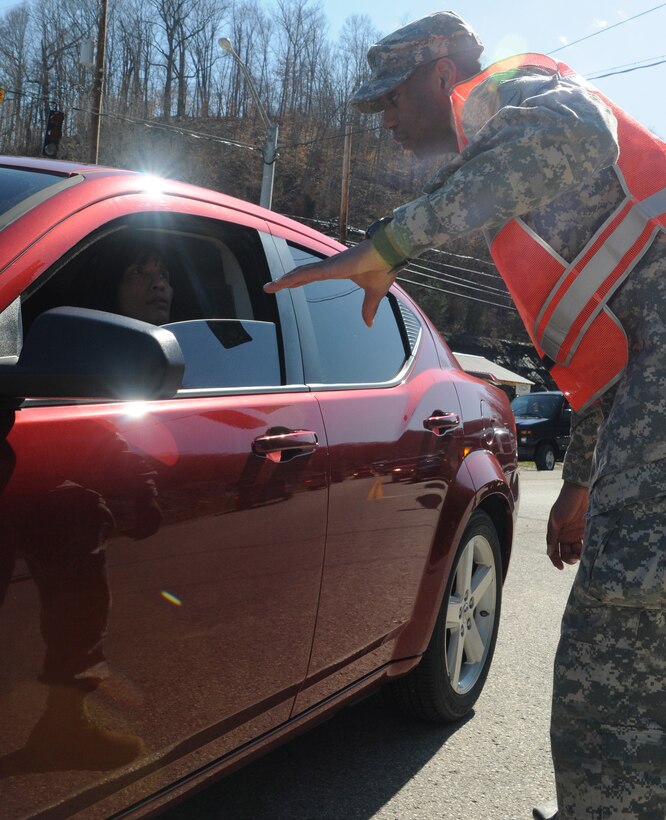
left=0, top=0, right=553, bottom=389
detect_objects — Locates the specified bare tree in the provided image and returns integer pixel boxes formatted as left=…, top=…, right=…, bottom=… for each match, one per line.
left=0, top=4, right=33, bottom=152
left=273, top=0, right=328, bottom=118
left=332, top=15, right=379, bottom=122
left=108, top=0, right=157, bottom=118
left=189, top=0, right=227, bottom=117
left=150, top=0, right=192, bottom=117
left=27, top=0, right=95, bottom=152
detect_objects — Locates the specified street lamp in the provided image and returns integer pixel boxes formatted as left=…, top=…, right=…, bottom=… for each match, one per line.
left=218, top=37, right=278, bottom=210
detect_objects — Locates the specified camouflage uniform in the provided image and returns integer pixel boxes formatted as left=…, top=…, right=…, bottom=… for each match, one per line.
left=362, top=61, right=666, bottom=816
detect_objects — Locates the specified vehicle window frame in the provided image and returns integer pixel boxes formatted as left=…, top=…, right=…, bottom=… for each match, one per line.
left=10, top=212, right=309, bottom=404
left=282, top=240, right=420, bottom=389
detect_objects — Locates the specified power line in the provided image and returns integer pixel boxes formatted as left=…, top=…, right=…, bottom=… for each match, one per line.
left=585, top=54, right=666, bottom=75
left=281, top=123, right=382, bottom=150
left=69, top=104, right=260, bottom=151
left=408, top=272, right=513, bottom=302
left=586, top=57, right=666, bottom=81
left=406, top=259, right=511, bottom=297
left=1, top=85, right=263, bottom=152
left=406, top=273, right=512, bottom=303
left=548, top=2, right=666, bottom=55
left=397, top=275, right=517, bottom=311
left=426, top=248, right=503, bottom=279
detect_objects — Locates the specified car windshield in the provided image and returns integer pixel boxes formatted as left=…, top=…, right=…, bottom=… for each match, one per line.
left=0, top=166, right=67, bottom=216
left=511, top=394, right=561, bottom=418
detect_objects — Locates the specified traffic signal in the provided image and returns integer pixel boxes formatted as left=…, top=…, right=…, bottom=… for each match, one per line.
left=43, top=109, right=65, bottom=157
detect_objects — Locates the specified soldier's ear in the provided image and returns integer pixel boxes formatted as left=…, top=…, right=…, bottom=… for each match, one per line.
left=435, top=57, right=458, bottom=93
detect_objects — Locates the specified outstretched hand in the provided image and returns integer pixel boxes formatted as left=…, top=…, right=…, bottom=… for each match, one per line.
left=264, top=240, right=396, bottom=327
left=546, top=481, right=589, bottom=570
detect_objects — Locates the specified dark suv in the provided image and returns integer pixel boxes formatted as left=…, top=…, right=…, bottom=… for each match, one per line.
left=511, top=391, right=572, bottom=470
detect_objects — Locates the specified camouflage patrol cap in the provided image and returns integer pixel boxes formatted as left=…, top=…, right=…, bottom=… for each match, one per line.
left=350, top=12, right=484, bottom=113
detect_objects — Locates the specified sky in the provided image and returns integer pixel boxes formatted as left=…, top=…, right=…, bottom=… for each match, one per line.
left=0, top=0, right=662, bottom=136
left=323, top=0, right=666, bottom=138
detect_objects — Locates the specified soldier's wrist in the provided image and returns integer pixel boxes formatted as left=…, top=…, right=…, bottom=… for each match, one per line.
left=366, top=217, right=410, bottom=272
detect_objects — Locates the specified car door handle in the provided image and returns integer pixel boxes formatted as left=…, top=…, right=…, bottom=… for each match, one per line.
left=423, top=411, right=460, bottom=436
left=252, top=428, right=319, bottom=462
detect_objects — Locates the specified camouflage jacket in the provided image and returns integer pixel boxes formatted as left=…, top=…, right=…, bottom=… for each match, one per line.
left=384, top=66, right=666, bottom=514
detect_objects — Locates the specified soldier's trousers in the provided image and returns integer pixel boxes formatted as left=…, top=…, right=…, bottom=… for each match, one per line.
left=551, top=497, right=666, bottom=818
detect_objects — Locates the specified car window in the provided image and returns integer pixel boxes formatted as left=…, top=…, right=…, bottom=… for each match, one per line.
left=287, top=244, right=414, bottom=385
left=163, top=319, right=281, bottom=389
left=511, top=393, right=562, bottom=418
left=0, top=166, right=71, bottom=218
left=20, top=214, right=286, bottom=392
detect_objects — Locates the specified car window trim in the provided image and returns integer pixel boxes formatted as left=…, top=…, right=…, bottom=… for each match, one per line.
left=14, top=215, right=306, bottom=395
left=174, top=383, right=310, bottom=398
left=306, top=351, right=417, bottom=392
left=16, top=383, right=311, bottom=408
left=259, top=231, right=305, bottom=386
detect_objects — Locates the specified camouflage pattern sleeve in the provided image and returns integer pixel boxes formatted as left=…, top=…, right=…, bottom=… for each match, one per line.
left=387, top=70, right=619, bottom=259
left=562, top=402, right=604, bottom=487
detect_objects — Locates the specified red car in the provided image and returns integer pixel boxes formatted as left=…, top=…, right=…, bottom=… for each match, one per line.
left=0, top=156, right=518, bottom=817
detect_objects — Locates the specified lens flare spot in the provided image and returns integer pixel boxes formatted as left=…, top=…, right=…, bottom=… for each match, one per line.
left=161, top=590, right=182, bottom=606
left=140, top=174, right=166, bottom=195
left=488, top=34, right=529, bottom=63
left=123, top=401, right=150, bottom=419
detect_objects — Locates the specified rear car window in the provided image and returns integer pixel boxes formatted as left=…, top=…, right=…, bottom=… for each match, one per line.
left=0, top=166, right=69, bottom=216
left=288, top=243, right=412, bottom=385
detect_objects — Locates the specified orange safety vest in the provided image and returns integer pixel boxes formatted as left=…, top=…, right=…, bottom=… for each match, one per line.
left=450, top=54, right=666, bottom=411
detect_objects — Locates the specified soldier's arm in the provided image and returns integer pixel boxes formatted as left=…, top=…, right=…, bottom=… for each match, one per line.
left=562, top=403, right=603, bottom=488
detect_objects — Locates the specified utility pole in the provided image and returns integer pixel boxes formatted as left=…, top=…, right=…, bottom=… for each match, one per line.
left=339, top=112, right=352, bottom=244
left=260, top=122, right=279, bottom=211
left=218, top=38, right=278, bottom=210
left=88, top=0, right=108, bottom=164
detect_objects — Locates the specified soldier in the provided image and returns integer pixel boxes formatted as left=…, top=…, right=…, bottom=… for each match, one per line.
left=265, top=11, right=666, bottom=819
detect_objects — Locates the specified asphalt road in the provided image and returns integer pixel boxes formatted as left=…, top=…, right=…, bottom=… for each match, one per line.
left=163, top=467, right=578, bottom=820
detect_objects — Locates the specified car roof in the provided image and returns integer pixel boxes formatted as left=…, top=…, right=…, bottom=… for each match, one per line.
left=0, top=155, right=346, bottom=255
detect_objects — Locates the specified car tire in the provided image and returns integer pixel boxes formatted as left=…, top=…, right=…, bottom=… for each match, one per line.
left=384, top=510, right=502, bottom=723
left=535, top=443, right=556, bottom=471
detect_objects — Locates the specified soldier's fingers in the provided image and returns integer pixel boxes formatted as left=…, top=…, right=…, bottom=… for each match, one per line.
left=264, top=264, right=322, bottom=292
left=560, top=541, right=582, bottom=565
left=361, top=290, right=384, bottom=328
left=547, top=540, right=565, bottom=570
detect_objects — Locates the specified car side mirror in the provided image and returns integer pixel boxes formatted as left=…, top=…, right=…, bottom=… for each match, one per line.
left=0, top=307, right=184, bottom=400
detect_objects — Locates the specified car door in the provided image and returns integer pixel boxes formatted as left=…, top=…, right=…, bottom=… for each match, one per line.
left=0, top=210, right=329, bottom=816
left=277, top=242, right=465, bottom=713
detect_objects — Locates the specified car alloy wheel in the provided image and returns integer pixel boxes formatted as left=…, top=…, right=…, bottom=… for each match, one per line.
left=383, top=510, right=502, bottom=722
left=445, top=515, right=499, bottom=696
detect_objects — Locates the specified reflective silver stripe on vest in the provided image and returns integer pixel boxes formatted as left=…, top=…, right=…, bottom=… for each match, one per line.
left=641, top=187, right=666, bottom=219
left=537, top=188, right=666, bottom=363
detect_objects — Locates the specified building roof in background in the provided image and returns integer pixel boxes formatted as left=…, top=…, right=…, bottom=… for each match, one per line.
left=453, top=352, right=534, bottom=387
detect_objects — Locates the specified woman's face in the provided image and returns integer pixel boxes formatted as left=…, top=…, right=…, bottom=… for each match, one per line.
left=117, top=252, right=173, bottom=325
